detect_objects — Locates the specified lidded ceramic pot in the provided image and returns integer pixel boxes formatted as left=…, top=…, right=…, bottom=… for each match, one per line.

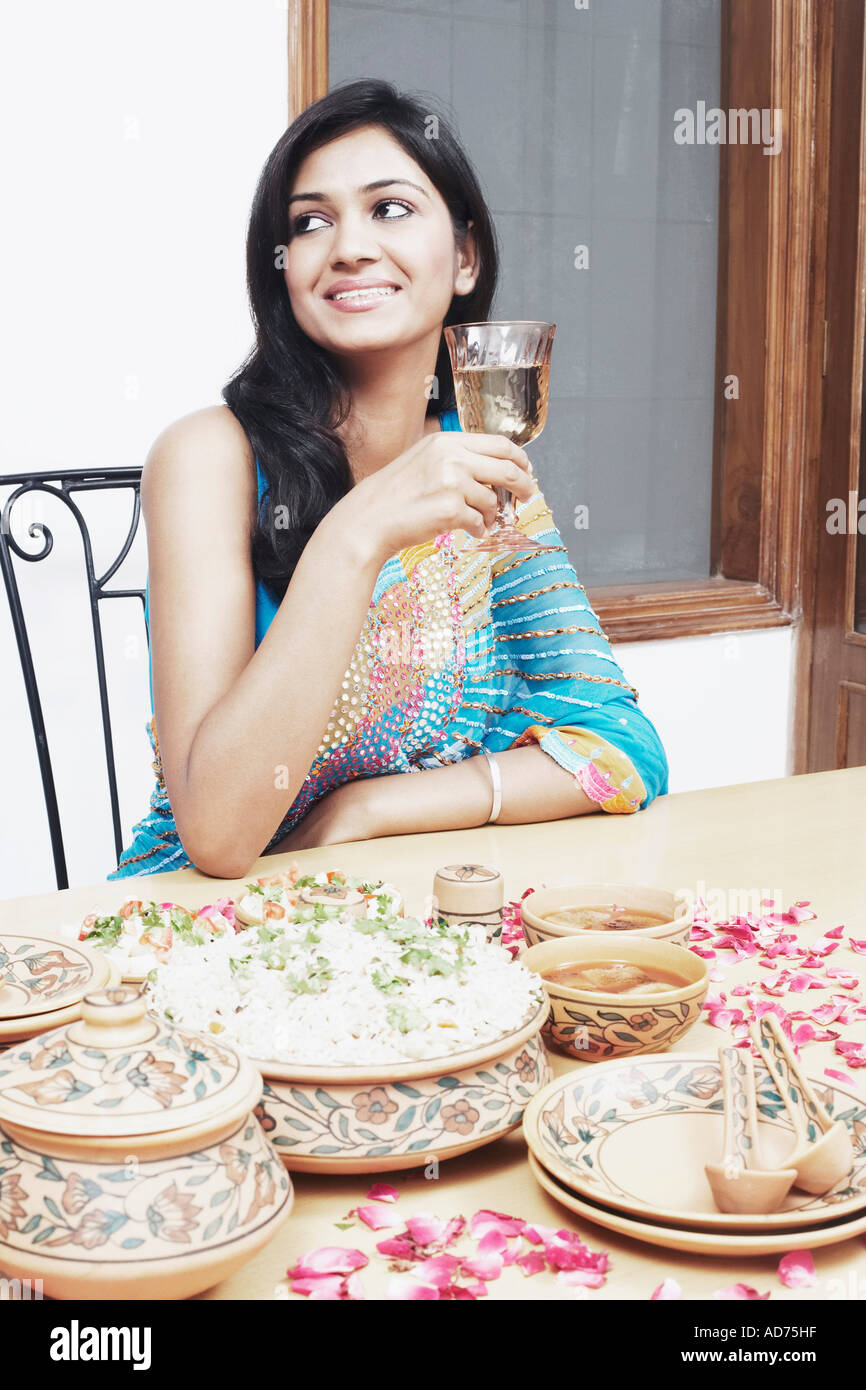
left=0, top=932, right=118, bottom=1051
left=432, top=863, right=504, bottom=943
left=0, top=985, right=293, bottom=1300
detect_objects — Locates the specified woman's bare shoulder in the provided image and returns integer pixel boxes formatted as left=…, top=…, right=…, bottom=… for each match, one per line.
left=141, top=405, right=254, bottom=514
left=143, top=403, right=254, bottom=489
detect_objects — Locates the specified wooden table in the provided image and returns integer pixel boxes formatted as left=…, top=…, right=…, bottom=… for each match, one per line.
left=2, top=767, right=864, bottom=1301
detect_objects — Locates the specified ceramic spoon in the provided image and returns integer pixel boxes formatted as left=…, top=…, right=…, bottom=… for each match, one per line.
left=705, top=1045, right=797, bottom=1213
left=752, top=1013, right=853, bottom=1195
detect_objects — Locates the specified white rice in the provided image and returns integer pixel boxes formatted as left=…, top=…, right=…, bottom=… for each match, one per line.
left=147, top=911, right=543, bottom=1065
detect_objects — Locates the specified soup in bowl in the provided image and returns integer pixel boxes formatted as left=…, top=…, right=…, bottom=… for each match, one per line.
left=522, top=934, right=709, bottom=1062
left=521, top=884, right=692, bottom=950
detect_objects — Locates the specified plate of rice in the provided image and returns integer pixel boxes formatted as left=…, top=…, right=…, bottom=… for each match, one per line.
left=147, top=903, right=545, bottom=1074
left=145, top=898, right=551, bottom=1172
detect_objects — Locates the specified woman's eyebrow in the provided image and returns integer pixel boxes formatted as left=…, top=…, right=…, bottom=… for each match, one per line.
left=288, top=178, right=431, bottom=206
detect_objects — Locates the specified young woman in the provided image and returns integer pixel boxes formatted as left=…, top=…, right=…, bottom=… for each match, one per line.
left=109, top=79, right=668, bottom=882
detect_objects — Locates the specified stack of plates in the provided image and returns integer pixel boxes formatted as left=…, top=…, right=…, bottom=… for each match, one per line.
left=522, top=1052, right=866, bottom=1256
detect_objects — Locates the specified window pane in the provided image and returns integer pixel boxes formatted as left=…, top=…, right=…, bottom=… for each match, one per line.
left=330, top=0, right=720, bottom=586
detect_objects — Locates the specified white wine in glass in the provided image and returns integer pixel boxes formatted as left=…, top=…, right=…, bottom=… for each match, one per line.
left=444, top=321, right=556, bottom=553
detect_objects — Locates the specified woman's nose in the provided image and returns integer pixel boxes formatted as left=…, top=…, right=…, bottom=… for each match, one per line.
left=328, top=211, right=382, bottom=267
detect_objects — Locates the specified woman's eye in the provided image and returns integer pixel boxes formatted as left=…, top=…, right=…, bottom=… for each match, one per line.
left=291, top=212, right=330, bottom=236
left=373, top=199, right=413, bottom=220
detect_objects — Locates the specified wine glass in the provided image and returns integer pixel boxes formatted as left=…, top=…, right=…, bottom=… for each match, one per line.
left=443, top=320, right=556, bottom=553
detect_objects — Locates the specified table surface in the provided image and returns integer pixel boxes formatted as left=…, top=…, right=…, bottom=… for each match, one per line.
left=2, top=767, right=864, bottom=1301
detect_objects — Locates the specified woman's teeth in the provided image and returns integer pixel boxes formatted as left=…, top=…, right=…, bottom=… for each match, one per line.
left=331, top=286, right=398, bottom=302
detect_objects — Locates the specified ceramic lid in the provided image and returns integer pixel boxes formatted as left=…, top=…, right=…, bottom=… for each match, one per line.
left=432, top=863, right=504, bottom=917
left=0, top=984, right=262, bottom=1138
left=298, top=885, right=365, bottom=916
left=0, top=933, right=113, bottom=1023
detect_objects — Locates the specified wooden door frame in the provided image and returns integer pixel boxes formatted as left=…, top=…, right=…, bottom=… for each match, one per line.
left=795, top=0, right=866, bottom=772
left=288, top=0, right=827, bottom=737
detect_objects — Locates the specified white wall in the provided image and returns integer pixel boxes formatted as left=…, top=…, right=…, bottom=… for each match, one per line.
left=0, top=3, right=797, bottom=899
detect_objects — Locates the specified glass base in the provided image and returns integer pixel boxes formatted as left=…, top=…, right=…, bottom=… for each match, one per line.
left=460, top=525, right=557, bottom=555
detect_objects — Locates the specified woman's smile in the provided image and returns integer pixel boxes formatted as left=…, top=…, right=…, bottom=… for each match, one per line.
left=324, top=279, right=403, bottom=312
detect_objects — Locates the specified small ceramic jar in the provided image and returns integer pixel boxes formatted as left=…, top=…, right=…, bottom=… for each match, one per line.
left=0, top=932, right=118, bottom=1055
left=432, top=864, right=504, bottom=943
left=0, top=985, right=293, bottom=1299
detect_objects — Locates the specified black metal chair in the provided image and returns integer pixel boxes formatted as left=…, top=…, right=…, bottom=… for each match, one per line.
left=0, top=468, right=146, bottom=889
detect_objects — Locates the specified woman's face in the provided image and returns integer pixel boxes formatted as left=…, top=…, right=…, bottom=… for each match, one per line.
left=283, top=125, right=478, bottom=362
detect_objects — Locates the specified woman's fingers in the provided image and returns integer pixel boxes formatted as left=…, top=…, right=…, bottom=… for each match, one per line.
left=461, top=477, right=502, bottom=529
left=460, top=451, right=535, bottom=504
left=455, top=432, right=532, bottom=472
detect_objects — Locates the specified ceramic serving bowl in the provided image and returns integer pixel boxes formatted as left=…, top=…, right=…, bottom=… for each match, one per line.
left=252, top=999, right=552, bottom=1173
left=0, top=985, right=293, bottom=1299
left=521, top=884, right=692, bottom=949
left=522, top=935, right=709, bottom=1062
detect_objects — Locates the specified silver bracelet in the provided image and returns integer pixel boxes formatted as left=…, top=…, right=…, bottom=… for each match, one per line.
left=481, top=748, right=502, bottom=824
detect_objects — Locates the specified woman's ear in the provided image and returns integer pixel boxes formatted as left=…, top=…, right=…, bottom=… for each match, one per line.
left=453, top=220, right=480, bottom=297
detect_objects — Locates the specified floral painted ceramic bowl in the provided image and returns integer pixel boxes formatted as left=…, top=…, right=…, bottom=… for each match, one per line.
left=0, top=933, right=119, bottom=1053
left=522, top=936, right=709, bottom=1063
left=521, top=884, right=692, bottom=950
left=253, top=999, right=551, bottom=1173
left=0, top=985, right=293, bottom=1299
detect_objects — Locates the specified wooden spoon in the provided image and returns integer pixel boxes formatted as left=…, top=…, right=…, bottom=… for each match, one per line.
left=705, top=1045, right=797, bottom=1213
left=751, top=1013, right=853, bottom=1195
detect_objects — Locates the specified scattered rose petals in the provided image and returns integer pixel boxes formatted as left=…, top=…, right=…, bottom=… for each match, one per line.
left=778, top=1251, right=817, bottom=1289
left=652, top=1278, right=683, bottom=1300
left=850, top=940, right=866, bottom=955
left=835, top=1040, right=866, bottom=1067
left=825, top=1068, right=854, bottom=1084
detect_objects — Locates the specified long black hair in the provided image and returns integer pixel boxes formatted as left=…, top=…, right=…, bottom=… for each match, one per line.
left=222, top=79, right=499, bottom=598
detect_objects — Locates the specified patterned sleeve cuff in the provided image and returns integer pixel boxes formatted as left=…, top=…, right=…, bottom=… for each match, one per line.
left=510, top=723, right=647, bottom=814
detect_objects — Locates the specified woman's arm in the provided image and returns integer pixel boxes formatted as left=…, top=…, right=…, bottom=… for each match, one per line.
left=270, top=743, right=595, bottom=852
left=145, top=406, right=384, bottom=878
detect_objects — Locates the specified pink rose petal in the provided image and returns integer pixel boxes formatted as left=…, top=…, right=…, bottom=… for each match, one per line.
left=290, top=1274, right=347, bottom=1299
left=376, top=1234, right=416, bottom=1261
left=289, top=1246, right=368, bottom=1278
left=778, top=1251, right=817, bottom=1289
left=387, top=1278, right=439, bottom=1300
left=825, top=1068, right=854, bottom=1084
left=517, top=1249, right=546, bottom=1276
left=850, top=940, right=866, bottom=955
left=557, top=1268, right=607, bottom=1289
left=406, top=1213, right=448, bottom=1246
left=652, top=1278, right=683, bottom=1300
left=414, top=1254, right=461, bottom=1288
left=469, top=1208, right=526, bottom=1239
left=460, top=1250, right=504, bottom=1281
left=366, top=1182, right=400, bottom=1204
left=353, top=1204, right=400, bottom=1231
left=714, top=1283, right=770, bottom=1300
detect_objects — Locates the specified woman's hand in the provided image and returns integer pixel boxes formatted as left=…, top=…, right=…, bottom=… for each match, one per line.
left=266, top=777, right=382, bottom=854
left=332, top=430, right=536, bottom=564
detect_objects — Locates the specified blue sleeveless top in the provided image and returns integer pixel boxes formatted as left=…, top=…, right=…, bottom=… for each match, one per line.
left=113, top=408, right=668, bottom=879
